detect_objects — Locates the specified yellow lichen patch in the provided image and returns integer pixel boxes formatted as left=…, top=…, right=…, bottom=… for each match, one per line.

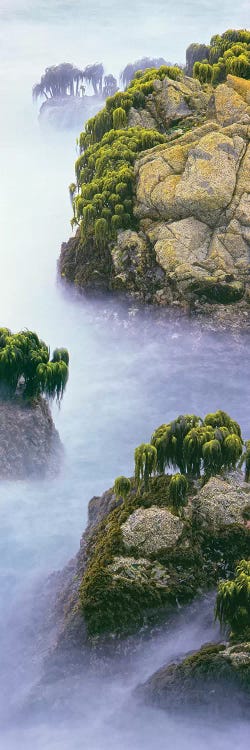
left=153, top=217, right=211, bottom=273
left=154, top=240, right=178, bottom=272
left=215, top=83, right=250, bottom=127
left=227, top=75, right=250, bottom=104
left=136, top=156, right=172, bottom=214
left=175, top=131, right=238, bottom=225
left=150, top=174, right=181, bottom=219
left=161, top=143, right=191, bottom=173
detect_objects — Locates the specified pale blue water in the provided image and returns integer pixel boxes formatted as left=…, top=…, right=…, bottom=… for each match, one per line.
left=0, top=2, right=249, bottom=747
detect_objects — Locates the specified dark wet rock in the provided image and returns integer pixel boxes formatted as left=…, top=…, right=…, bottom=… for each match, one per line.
left=0, top=396, right=63, bottom=479
left=136, top=641, right=250, bottom=717
left=48, top=473, right=249, bottom=651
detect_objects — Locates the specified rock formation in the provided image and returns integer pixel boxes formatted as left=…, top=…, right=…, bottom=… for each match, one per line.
left=51, top=472, right=250, bottom=651
left=0, top=397, right=62, bottom=479
left=137, top=641, right=250, bottom=716
left=59, top=74, right=250, bottom=321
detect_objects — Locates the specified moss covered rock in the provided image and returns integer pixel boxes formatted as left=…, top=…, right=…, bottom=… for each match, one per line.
left=53, top=468, right=250, bottom=644
left=137, top=641, right=250, bottom=716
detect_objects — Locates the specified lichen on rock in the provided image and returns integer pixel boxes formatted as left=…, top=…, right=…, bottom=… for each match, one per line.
left=59, top=72, right=250, bottom=321
left=121, top=506, right=184, bottom=555
left=191, top=475, right=250, bottom=530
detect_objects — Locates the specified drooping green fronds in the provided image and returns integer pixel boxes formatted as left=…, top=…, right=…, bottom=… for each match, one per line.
left=222, top=434, right=243, bottom=469
left=94, top=217, right=109, bottom=249
left=239, top=440, right=250, bottom=482
left=191, top=29, right=250, bottom=85
left=114, top=476, right=131, bottom=501
left=169, top=473, right=188, bottom=512
left=215, top=560, right=250, bottom=640
left=150, top=410, right=243, bottom=479
left=52, top=348, right=70, bottom=366
left=120, top=57, right=168, bottom=87
left=113, top=107, right=127, bottom=129
left=0, top=328, right=69, bottom=404
left=134, top=443, right=157, bottom=490
left=73, top=126, right=166, bottom=245
left=202, top=439, right=222, bottom=478
left=79, top=64, right=183, bottom=149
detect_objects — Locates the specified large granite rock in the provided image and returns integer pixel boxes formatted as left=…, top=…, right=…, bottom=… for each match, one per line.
left=137, top=641, right=250, bottom=716
left=128, top=74, right=209, bottom=132
left=60, top=75, right=250, bottom=322
left=0, top=397, right=62, bottom=479
left=133, top=117, right=250, bottom=306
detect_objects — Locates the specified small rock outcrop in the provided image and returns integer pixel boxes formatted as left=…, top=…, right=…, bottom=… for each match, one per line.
left=137, top=641, right=250, bottom=716
left=0, top=397, right=62, bottom=479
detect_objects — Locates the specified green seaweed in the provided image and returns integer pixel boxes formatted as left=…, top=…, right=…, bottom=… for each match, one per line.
left=0, top=328, right=69, bottom=403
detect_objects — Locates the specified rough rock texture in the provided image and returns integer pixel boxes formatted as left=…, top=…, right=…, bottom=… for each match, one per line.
left=50, top=473, right=250, bottom=649
left=133, top=118, right=250, bottom=307
left=121, top=506, right=184, bottom=555
left=107, top=556, right=172, bottom=588
left=137, top=641, right=250, bottom=716
left=0, top=397, right=63, bottom=478
left=128, top=75, right=209, bottom=132
left=60, top=75, right=250, bottom=324
left=192, top=475, right=250, bottom=531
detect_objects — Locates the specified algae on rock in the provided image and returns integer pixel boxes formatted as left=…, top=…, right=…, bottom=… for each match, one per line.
left=59, top=72, right=250, bottom=318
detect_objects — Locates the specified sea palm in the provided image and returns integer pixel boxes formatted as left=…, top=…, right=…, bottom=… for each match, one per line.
left=83, top=63, right=104, bottom=95
left=0, top=328, right=69, bottom=404
left=215, top=560, right=250, bottom=640
left=134, top=443, right=157, bottom=490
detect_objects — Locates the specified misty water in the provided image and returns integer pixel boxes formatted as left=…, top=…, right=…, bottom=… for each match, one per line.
left=0, top=1, right=249, bottom=748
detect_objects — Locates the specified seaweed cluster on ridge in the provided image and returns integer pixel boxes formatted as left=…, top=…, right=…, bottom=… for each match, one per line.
left=70, top=410, right=250, bottom=638
left=186, top=28, right=250, bottom=83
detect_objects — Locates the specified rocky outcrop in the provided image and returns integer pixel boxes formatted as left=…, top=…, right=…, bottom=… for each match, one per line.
left=59, top=74, right=250, bottom=321
left=137, top=641, right=250, bottom=716
left=0, top=397, right=62, bottom=479
left=131, top=118, right=250, bottom=307
left=51, top=473, right=250, bottom=650
left=128, top=74, right=209, bottom=132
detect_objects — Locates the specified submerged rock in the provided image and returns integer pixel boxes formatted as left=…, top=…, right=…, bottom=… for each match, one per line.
left=0, top=397, right=62, bottom=479
left=137, top=641, right=250, bottom=717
